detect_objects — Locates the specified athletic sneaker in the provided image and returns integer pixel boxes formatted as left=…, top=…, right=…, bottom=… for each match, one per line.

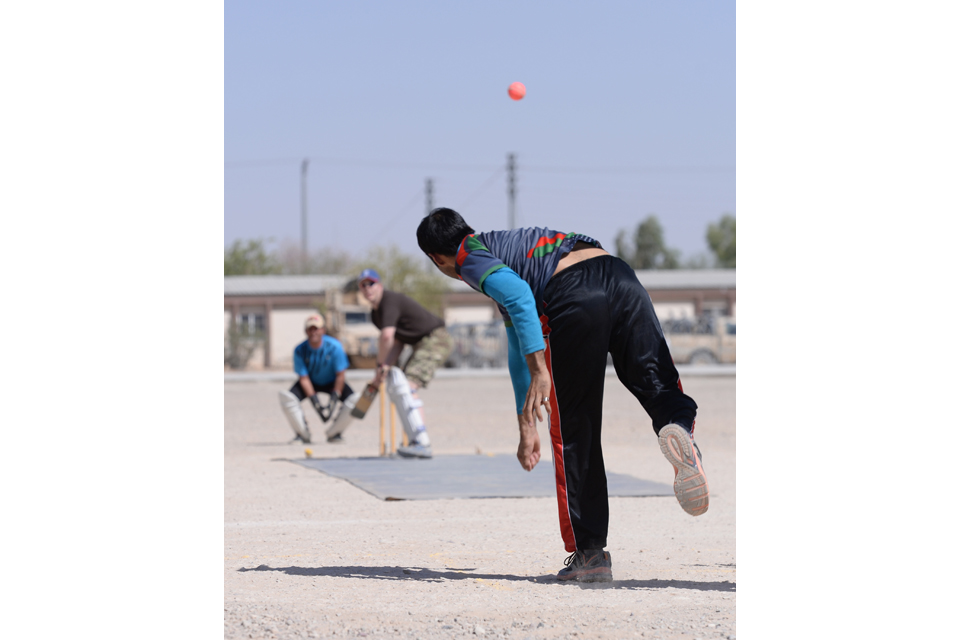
left=396, top=444, right=432, bottom=459
left=293, top=429, right=312, bottom=444
left=557, top=549, right=613, bottom=583
left=658, top=424, right=709, bottom=516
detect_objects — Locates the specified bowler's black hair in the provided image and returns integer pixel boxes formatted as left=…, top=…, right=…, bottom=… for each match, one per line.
left=416, top=207, right=475, bottom=256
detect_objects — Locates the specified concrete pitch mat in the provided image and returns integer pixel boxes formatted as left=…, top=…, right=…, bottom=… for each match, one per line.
left=292, top=453, right=674, bottom=500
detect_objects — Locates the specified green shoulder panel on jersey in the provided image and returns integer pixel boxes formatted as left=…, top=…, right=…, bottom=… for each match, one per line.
left=465, top=235, right=489, bottom=252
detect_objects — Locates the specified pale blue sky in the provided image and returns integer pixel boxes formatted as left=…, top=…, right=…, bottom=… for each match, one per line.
left=226, top=1, right=735, bottom=261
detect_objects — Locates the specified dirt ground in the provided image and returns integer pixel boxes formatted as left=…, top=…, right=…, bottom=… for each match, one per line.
left=225, top=372, right=735, bottom=640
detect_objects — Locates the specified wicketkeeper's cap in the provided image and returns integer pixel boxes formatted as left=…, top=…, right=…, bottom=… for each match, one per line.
left=358, top=268, right=381, bottom=284
left=304, top=314, right=325, bottom=330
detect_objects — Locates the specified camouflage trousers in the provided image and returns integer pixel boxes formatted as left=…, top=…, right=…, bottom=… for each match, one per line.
left=404, top=327, right=453, bottom=389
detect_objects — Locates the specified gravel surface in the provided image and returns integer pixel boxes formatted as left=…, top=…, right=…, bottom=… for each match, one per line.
left=225, top=373, right=735, bottom=639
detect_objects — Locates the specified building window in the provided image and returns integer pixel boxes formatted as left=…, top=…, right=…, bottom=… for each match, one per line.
left=236, top=313, right=265, bottom=335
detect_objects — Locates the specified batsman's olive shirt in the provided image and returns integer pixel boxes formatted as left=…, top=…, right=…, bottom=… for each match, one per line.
left=372, top=289, right=444, bottom=345
left=293, top=337, right=350, bottom=386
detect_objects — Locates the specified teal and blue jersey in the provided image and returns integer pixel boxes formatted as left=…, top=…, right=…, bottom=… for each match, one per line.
left=454, top=227, right=603, bottom=413
left=454, top=227, right=602, bottom=322
left=293, top=337, right=350, bottom=387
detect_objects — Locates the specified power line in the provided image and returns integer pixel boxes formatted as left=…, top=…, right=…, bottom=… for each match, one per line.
left=525, top=164, right=734, bottom=174
left=225, top=155, right=733, bottom=175
left=374, top=189, right=426, bottom=243
left=379, top=167, right=507, bottom=242
left=458, top=167, right=505, bottom=211
left=226, top=156, right=498, bottom=172
left=224, top=157, right=303, bottom=168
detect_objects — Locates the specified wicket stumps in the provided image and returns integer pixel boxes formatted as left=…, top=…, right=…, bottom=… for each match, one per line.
left=378, top=382, right=409, bottom=456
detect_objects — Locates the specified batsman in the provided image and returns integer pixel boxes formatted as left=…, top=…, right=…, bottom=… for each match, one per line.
left=278, top=314, right=360, bottom=444
left=357, top=268, right=452, bottom=459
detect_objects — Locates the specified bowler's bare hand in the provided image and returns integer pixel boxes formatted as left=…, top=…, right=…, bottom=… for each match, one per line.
left=517, top=414, right=541, bottom=471
left=521, top=371, right=552, bottom=429
left=517, top=350, right=551, bottom=471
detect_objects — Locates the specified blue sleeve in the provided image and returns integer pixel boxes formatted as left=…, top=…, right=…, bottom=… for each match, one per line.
left=505, top=325, right=531, bottom=414
left=482, top=268, right=544, bottom=356
left=456, top=235, right=508, bottom=293
left=293, top=345, right=308, bottom=377
left=333, top=342, right=350, bottom=373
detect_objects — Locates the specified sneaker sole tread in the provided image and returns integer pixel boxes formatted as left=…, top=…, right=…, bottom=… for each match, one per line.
left=658, top=424, right=709, bottom=516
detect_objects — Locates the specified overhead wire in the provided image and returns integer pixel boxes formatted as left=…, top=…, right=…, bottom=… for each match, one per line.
left=226, top=156, right=498, bottom=172
left=226, top=156, right=732, bottom=245
left=223, top=157, right=303, bottom=168
left=524, top=164, right=734, bottom=174
left=372, top=165, right=507, bottom=242
left=458, top=167, right=505, bottom=211
left=372, top=166, right=508, bottom=244
left=373, top=189, right=426, bottom=243
left=225, top=156, right=733, bottom=175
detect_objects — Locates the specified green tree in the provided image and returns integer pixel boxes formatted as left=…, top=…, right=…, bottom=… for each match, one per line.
left=276, top=241, right=355, bottom=275
left=224, top=238, right=282, bottom=275
left=224, top=323, right=264, bottom=370
left=355, top=245, right=450, bottom=316
left=683, top=252, right=712, bottom=269
left=706, top=214, right=736, bottom=268
left=615, top=215, right=680, bottom=269
left=614, top=229, right=633, bottom=264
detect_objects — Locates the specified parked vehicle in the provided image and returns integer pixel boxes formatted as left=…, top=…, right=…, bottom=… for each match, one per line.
left=440, top=313, right=736, bottom=369
left=321, top=290, right=380, bottom=369
left=661, top=314, right=736, bottom=365
left=445, top=321, right=508, bottom=368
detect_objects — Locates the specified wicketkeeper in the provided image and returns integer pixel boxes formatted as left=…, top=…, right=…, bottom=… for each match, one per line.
left=278, top=314, right=360, bottom=444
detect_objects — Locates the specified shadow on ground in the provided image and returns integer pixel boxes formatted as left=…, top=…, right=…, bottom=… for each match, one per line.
left=237, top=564, right=735, bottom=592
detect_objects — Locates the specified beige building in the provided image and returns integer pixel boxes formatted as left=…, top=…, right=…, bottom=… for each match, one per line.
left=440, top=269, right=736, bottom=323
left=224, top=269, right=735, bottom=370
left=224, top=275, right=350, bottom=371
left=638, top=269, right=736, bottom=319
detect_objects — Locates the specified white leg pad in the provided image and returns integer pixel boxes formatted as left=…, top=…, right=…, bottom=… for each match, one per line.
left=278, top=390, right=311, bottom=442
left=386, top=367, right=430, bottom=446
left=325, top=392, right=359, bottom=439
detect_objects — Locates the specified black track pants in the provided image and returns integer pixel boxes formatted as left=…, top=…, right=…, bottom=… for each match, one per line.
left=540, top=255, right=698, bottom=552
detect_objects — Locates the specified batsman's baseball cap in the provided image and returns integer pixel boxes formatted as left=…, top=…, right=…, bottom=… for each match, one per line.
left=358, top=268, right=381, bottom=284
left=304, top=314, right=325, bottom=330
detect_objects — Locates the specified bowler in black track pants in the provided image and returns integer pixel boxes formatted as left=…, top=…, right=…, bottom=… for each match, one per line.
left=417, top=207, right=709, bottom=583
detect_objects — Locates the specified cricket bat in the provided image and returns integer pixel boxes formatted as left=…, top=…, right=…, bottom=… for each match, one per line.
left=350, top=383, right=379, bottom=418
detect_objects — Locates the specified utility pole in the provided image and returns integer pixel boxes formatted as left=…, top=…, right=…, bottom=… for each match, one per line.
left=506, top=153, right=516, bottom=229
left=300, top=158, right=309, bottom=274
left=425, top=178, right=434, bottom=215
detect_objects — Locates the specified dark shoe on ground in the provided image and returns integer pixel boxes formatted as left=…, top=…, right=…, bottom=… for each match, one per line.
left=556, top=549, right=613, bottom=583
left=658, top=424, right=709, bottom=516
left=396, top=444, right=432, bottom=459
left=326, top=433, right=345, bottom=444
